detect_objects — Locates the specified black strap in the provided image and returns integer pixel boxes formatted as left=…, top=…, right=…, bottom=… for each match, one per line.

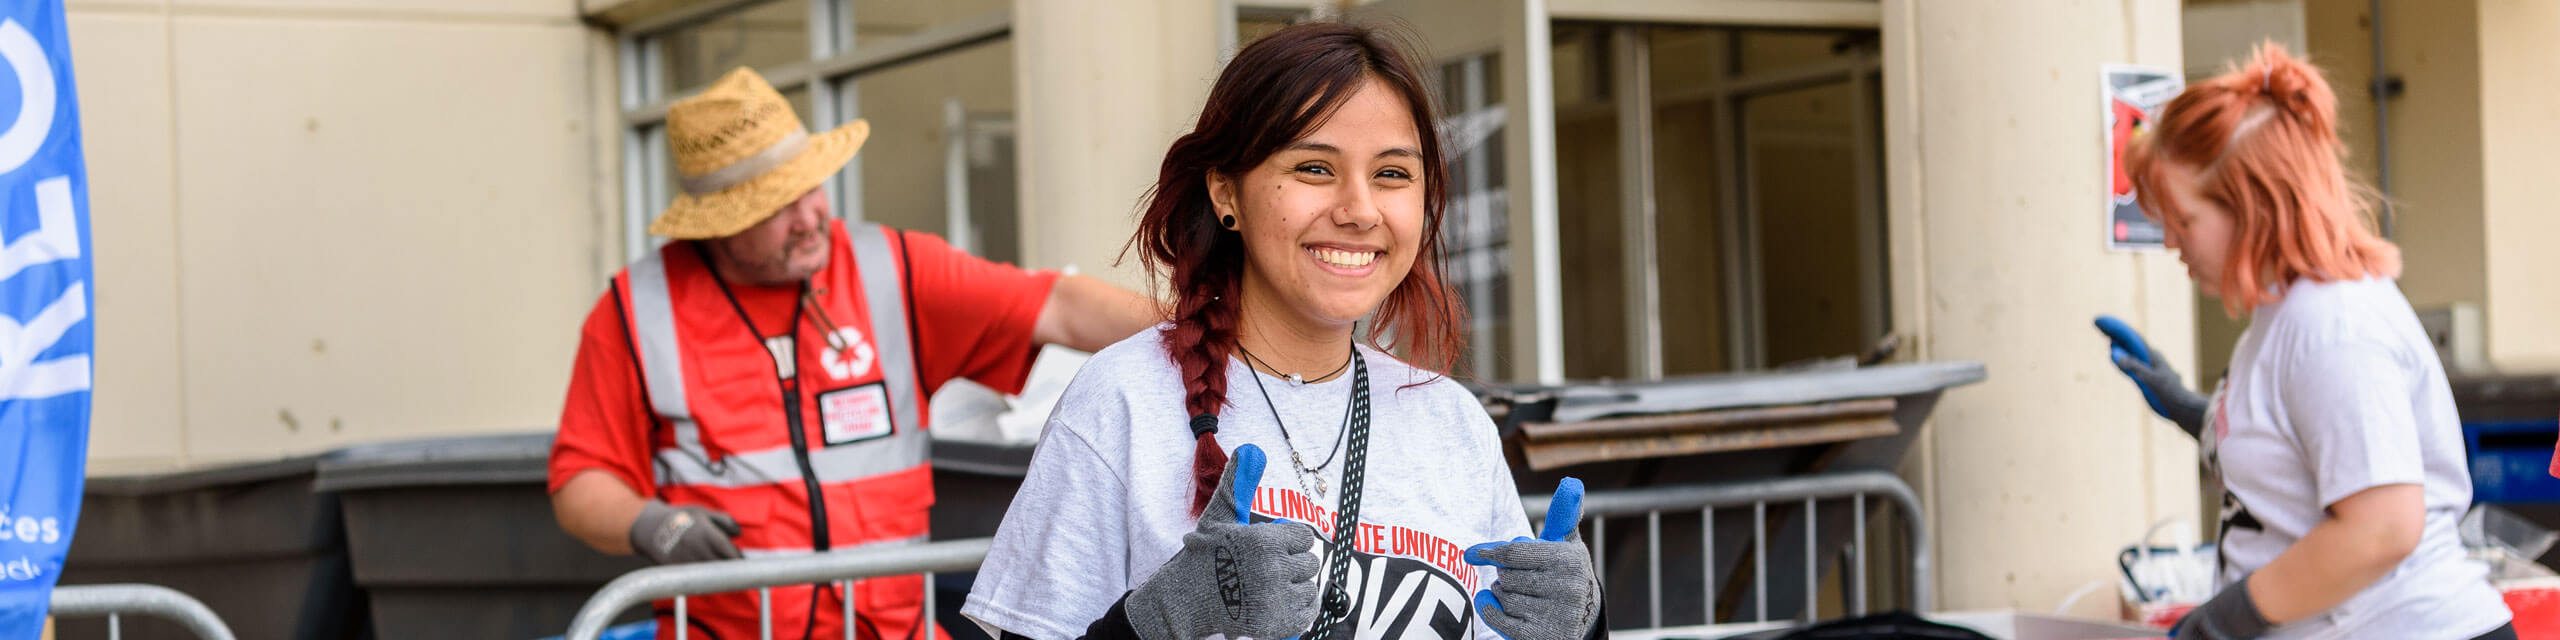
left=2471, top=622, right=2520, bottom=640
left=1040, top=592, right=1140, bottom=640
left=892, top=229, right=928, bottom=396
left=1304, top=352, right=1371, bottom=640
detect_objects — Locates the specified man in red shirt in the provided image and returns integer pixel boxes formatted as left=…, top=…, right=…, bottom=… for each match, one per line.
left=548, top=67, right=1157, bottom=640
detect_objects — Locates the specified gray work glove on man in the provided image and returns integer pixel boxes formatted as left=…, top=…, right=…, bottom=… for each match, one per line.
left=2172, top=574, right=2273, bottom=640
left=2096, top=315, right=2210, bottom=437
left=1466, top=478, right=1601, bottom=640
left=628, top=500, right=744, bottom=565
left=1127, top=444, right=1321, bottom=640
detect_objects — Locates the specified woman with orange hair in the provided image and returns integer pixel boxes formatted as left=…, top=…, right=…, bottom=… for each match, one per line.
left=2099, top=44, right=2513, bottom=639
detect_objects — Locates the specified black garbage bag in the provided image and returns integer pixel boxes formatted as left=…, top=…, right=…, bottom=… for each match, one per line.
left=1714, top=611, right=1995, bottom=640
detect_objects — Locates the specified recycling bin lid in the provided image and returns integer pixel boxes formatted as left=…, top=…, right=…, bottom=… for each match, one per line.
left=84, top=452, right=336, bottom=496
left=313, top=432, right=554, bottom=492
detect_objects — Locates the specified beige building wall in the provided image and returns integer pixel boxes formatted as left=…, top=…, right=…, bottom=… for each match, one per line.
left=2300, top=0, right=2560, bottom=373
left=2475, top=0, right=2560, bottom=371
left=1883, top=0, right=2202, bottom=617
left=2325, top=0, right=2486, bottom=315
left=67, top=0, right=615, bottom=472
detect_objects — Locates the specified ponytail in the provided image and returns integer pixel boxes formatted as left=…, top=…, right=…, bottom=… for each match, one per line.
left=2125, top=41, right=2399, bottom=317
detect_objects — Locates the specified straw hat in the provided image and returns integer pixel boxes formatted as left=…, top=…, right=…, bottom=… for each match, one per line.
left=648, top=67, right=870, bottom=239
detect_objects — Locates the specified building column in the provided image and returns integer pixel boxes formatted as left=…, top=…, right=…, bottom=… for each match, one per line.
left=2476, top=0, right=2560, bottom=370
left=1011, top=0, right=1221, bottom=291
left=1883, top=0, right=2201, bottom=617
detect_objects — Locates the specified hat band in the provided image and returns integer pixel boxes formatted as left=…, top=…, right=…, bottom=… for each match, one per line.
left=679, top=129, right=811, bottom=196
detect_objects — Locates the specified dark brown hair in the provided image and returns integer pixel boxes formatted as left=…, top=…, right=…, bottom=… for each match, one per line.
left=1127, top=21, right=1466, bottom=516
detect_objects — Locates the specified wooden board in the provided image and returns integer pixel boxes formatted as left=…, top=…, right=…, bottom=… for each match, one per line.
left=1518, top=398, right=1896, bottom=441
left=1520, top=416, right=1900, bottom=470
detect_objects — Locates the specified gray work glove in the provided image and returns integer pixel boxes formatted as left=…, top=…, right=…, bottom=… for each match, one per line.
left=2096, top=315, right=2209, bottom=438
left=1126, top=444, right=1322, bottom=640
left=2172, top=575, right=2273, bottom=640
left=627, top=500, right=743, bottom=565
left=1466, top=478, right=1601, bottom=640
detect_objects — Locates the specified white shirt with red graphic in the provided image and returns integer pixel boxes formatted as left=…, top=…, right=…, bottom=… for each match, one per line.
left=963, top=325, right=1530, bottom=640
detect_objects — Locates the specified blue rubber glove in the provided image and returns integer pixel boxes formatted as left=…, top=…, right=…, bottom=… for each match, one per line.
left=2095, top=315, right=2209, bottom=437
left=1466, top=478, right=1601, bottom=640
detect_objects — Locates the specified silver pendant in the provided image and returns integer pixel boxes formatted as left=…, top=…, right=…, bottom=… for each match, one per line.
left=1315, top=476, right=1328, bottom=496
left=1288, top=373, right=1304, bottom=384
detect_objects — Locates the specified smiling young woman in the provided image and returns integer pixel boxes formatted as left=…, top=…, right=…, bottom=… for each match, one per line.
left=961, top=21, right=1602, bottom=640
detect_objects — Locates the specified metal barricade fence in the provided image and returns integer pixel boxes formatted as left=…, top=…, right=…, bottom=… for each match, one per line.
left=565, top=470, right=1926, bottom=640
left=564, top=538, right=990, bottom=640
left=49, top=584, right=239, bottom=640
left=1522, top=469, right=1930, bottom=628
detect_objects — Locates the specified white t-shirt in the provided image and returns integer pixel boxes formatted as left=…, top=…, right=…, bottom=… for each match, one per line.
left=2206, top=277, right=2509, bottom=639
left=963, top=325, right=1532, bottom=640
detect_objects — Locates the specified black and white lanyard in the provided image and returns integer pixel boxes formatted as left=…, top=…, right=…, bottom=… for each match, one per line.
left=1303, top=352, right=1371, bottom=640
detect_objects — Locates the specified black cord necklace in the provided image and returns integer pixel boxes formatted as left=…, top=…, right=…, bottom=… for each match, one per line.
left=1240, top=343, right=1352, bottom=385
left=1237, top=343, right=1354, bottom=496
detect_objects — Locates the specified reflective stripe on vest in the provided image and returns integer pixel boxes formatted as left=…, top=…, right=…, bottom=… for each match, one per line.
left=848, top=227, right=921, bottom=436
left=624, top=224, right=924, bottom=489
left=624, top=249, right=703, bottom=456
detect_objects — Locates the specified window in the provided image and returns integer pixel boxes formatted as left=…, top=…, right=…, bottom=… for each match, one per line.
left=652, top=0, right=811, bottom=94
left=618, top=0, right=1017, bottom=264
left=1547, top=24, right=1886, bottom=377
left=1439, top=53, right=1511, bottom=378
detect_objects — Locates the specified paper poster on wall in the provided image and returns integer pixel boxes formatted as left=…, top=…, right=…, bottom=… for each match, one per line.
left=0, top=0, right=96, bottom=633
left=2105, top=65, right=2183, bottom=251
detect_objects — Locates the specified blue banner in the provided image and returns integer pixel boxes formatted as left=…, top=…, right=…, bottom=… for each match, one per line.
left=0, top=0, right=91, bottom=635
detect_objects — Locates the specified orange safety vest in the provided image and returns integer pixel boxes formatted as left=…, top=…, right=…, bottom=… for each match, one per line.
left=618, top=222, right=945, bottom=640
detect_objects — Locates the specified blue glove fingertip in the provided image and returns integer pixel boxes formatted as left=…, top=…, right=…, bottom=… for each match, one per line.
left=1473, top=590, right=1515, bottom=640
left=1464, top=537, right=1537, bottom=567
left=2093, top=315, right=2153, bottom=366
left=1540, top=478, right=1585, bottom=542
left=1232, top=444, right=1267, bottom=525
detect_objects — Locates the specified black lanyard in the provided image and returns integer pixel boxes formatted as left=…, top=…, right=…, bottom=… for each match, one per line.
left=1304, top=352, right=1371, bottom=640
left=695, top=244, right=842, bottom=640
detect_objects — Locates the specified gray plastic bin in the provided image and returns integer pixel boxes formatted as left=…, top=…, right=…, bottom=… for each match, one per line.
left=315, top=433, right=648, bottom=640
left=56, top=454, right=362, bottom=640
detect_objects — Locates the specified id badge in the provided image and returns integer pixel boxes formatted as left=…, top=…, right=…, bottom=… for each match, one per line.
left=817, top=383, right=894, bottom=445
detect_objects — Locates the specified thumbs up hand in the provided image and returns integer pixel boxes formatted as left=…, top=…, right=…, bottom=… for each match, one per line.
left=1127, top=444, right=1324, bottom=640
left=1465, top=478, right=1602, bottom=640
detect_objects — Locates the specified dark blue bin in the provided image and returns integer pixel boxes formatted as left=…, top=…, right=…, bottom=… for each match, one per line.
left=2464, top=417, right=2560, bottom=504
